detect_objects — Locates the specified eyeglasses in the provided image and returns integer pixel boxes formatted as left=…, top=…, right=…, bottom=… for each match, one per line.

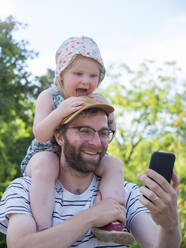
left=67, top=125, right=115, bottom=143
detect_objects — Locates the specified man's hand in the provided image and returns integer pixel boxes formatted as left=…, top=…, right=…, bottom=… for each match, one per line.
left=138, top=169, right=180, bottom=231
left=90, top=193, right=126, bottom=227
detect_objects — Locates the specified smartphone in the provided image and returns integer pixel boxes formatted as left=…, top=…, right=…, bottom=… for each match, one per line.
left=148, top=151, right=176, bottom=183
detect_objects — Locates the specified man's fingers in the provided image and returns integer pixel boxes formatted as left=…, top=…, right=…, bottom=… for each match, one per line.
left=138, top=173, right=165, bottom=198
left=171, top=170, right=180, bottom=194
left=138, top=169, right=179, bottom=212
left=145, top=169, right=173, bottom=193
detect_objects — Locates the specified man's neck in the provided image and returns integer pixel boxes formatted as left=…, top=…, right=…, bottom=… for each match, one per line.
left=58, top=163, right=94, bottom=195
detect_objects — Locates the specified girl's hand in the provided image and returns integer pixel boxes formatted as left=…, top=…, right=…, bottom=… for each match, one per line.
left=89, top=93, right=109, bottom=104
left=57, top=97, right=85, bottom=119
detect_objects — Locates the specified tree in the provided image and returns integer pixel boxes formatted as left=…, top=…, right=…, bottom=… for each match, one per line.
left=0, top=15, right=38, bottom=185
left=100, top=61, right=185, bottom=177
left=0, top=16, right=36, bottom=247
left=0, top=15, right=41, bottom=185
left=0, top=17, right=54, bottom=246
left=0, top=16, right=38, bottom=120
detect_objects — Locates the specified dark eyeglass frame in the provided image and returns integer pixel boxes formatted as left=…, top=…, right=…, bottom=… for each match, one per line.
left=66, top=125, right=115, bottom=143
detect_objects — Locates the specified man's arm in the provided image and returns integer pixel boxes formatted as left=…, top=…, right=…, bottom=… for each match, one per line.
left=135, top=169, right=182, bottom=248
left=130, top=212, right=157, bottom=247
left=7, top=211, right=93, bottom=248
left=7, top=198, right=126, bottom=248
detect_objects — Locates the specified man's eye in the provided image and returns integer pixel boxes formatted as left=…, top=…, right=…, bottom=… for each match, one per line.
left=80, top=128, right=92, bottom=135
left=100, top=130, right=109, bottom=137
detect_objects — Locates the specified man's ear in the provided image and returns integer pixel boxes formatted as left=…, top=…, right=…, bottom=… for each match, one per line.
left=54, top=132, right=64, bottom=146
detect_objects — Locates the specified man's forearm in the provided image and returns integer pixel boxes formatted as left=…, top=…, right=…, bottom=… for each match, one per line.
left=8, top=198, right=126, bottom=248
left=155, top=225, right=182, bottom=248
left=8, top=210, right=94, bottom=248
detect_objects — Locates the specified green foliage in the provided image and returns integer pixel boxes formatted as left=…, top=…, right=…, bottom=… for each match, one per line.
left=0, top=17, right=54, bottom=247
left=0, top=16, right=38, bottom=122
left=0, top=16, right=36, bottom=198
left=36, top=68, right=55, bottom=91
left=0, top=17, right=36, bottom=247
left=104, top=61, right=186, bottom=246
left=0, top=233, right=6, bottom=248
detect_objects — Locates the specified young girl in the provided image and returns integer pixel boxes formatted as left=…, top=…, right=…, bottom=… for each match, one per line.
left=21, top=36, right=128, bottom=240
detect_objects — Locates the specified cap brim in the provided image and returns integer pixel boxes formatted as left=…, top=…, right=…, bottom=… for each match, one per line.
left=62, top=97, right=114, bottom=125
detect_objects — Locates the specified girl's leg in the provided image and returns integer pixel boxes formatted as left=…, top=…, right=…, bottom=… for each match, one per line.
left=94, top=155, right=134, bottom=245
left=26, top=151, right=59, bottom=231
left=96, top=155, right=125, bottom=205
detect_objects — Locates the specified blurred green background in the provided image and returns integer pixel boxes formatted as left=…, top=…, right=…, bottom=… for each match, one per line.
left=0, top=17, right=185, bottom=247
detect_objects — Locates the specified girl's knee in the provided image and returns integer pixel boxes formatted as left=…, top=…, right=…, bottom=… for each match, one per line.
left=27, top=152, right=59, bottom=180
left=102, top=155, right=124, bottom=174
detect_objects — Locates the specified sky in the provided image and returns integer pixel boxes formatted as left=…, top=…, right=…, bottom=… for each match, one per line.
left=0, top=0, right=186, bottom=78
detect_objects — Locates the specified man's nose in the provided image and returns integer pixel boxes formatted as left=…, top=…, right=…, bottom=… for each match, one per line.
left=89, top=132, right=102, bottom=146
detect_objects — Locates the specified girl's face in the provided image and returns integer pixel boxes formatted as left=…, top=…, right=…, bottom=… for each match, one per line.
left=60, top=56, right=100, bottom=98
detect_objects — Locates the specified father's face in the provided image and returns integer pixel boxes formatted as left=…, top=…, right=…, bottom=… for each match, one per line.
left=62, top=111, right=109, bottom=174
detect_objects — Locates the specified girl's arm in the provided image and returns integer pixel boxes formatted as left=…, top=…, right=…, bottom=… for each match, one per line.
left=33, top=89, right=85, bottom=143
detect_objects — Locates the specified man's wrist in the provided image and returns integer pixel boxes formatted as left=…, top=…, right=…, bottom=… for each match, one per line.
left=157, top=224, right=182, bottom=248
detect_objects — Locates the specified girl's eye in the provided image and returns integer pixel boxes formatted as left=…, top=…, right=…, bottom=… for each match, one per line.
left=90, top=74, right=98, bottom=78
left=75, top=72, right=82, bottom=76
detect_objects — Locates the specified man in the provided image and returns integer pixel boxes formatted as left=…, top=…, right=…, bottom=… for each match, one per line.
left=0, top=97, right=181, bottom=247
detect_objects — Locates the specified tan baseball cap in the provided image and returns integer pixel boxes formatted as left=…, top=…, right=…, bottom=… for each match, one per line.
left=62, top=96, right=114, bottom=125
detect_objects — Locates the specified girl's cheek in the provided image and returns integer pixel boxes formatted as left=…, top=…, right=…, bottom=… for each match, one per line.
left=93, top=79, right=99, bottom=88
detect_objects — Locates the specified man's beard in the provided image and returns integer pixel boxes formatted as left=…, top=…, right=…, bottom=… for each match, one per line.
left=63, top=135, right=106, bottom=174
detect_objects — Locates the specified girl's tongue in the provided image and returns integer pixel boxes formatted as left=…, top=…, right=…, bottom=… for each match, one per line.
left=76, top=88, right=88, bottom=96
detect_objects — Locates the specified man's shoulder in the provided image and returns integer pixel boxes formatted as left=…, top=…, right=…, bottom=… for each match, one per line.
left=1, top=176, right=32, bottom=212
left=124, top=181, right=141, bottom=198
left=11, top=176, right=31, bottom=184
left=0, top=177, right=32, bottom=234
left=124, top=181, right=139, bottom=191
left=6, top=176, right=31, bottom=192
